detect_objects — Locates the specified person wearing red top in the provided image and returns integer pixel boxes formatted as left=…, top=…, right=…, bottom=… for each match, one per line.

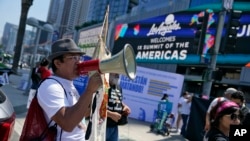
left=38, top=58, right=52, bottom=80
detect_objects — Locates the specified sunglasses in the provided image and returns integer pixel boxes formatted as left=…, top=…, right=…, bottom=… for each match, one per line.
left=226, top=113, right=241, bottom=121
left=64, top=55, right=82, bottom=61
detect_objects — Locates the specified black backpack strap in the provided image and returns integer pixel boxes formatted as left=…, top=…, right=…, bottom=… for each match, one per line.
left=85, top=91, right=98, bottom=140
left=36, top=77, right=67, bottom=141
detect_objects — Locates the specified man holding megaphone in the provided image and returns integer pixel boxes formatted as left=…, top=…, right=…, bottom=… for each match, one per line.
left=36, top=38, right=103, bottom=140
left=35, top=38, right=137, bottom=140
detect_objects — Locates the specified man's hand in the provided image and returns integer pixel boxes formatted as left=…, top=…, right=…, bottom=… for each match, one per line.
left=123, top=105, right=131, bottom=115
left=86, top=72, right=103, bottom=93
left=204, top=122, right=210, bottom=132
left=109, top=111, right=122, bottom=122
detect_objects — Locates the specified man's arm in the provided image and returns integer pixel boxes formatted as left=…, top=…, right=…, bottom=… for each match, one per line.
left=122, top=103, right=130, bottom=116
left=178, top=97, right=183, bottom=107
left=107, top=110, right=122, bottom=122
left=205, top=112, right=210, bottom=131
left=204, top=98, right=219, bottom=131
left=178, top=102, right=182, bottom=108
left=52, top=73, right=102, bottom=132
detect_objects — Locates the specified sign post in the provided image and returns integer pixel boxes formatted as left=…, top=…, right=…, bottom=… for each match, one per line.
left=202, top=0, right=233, bottom=96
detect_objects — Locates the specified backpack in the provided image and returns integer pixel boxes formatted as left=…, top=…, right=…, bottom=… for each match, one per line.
left=20, top=78, right=66, bottom=141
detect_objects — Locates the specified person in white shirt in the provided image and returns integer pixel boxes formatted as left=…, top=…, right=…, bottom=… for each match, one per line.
left=37, top=38, right=103, bottom=141
left=176, top=91, right=188, bottom=132
left=179, top=93, right=192, bottom=136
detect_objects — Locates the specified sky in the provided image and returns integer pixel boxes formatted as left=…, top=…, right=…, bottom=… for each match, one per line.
left=0, top=0, right=51, bottom=36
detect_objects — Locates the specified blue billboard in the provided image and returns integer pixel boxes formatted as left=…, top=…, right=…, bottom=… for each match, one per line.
left=113, top=3, right=250, bottom=65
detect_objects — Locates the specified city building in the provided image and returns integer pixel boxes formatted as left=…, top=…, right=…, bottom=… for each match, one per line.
left=2, top=0, right=250, bottom=99
left=110, top=0, right=250, bottom=101
left=86, top=0, right=138, bottom=22
left=47, top=0, right=139, bottom=39
left=1, top=23, right=18, bottom=54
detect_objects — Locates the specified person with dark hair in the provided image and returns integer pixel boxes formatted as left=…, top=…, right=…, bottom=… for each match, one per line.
left=179, top=93, right=192, bottom=136
left=27, top=62, right=42, bottom=108
left=161, top=93, right=168, bottom=101
left=31, top=62, right=41, bottom=89
left=204, top=88, right=237, bottom=131
left=37, top=58, right=52, bottom=80
left=175, top=91, right=188, bottom=132
left=231, top=91, right=250, bottom=126
left=37, top=38, right=103, bottom=140
left=204, top=101, right=241, bottom=141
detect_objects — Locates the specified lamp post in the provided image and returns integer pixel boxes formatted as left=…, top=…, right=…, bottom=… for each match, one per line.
left=12, top=0, right=33, bottom=74
left=24, top=17, right=53, bottom=95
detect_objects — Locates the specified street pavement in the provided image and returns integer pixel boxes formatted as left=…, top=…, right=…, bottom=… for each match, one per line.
left=4, top=68, right=188, bottom=141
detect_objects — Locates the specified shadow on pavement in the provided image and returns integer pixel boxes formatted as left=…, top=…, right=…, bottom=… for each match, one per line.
left=14, top=105, right=28, bottom=115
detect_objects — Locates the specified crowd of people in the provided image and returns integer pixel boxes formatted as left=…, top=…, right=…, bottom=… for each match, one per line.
left=204, top=88, right=250, bottom=141
left=26, top=37, right=250, bottom=141
left=174, top=87, right=250, bottom=141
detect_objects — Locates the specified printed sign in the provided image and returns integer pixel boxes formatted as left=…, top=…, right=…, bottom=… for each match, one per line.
left=120, top=66, right=184, bottom=122
left=113, top=9, right=250, bottom=65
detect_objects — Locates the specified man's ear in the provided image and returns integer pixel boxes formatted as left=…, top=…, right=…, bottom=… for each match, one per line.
left=54, top=59, right=61, bottom=68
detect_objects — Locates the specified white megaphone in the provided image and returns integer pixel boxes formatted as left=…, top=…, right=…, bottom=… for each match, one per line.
left=77, top=44, right=137, bottom=80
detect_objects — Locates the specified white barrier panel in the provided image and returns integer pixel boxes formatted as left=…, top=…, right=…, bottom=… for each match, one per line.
left=120, top=66, right=184, bottom=122
left=0, top=72, right=9, bottom=85
left=18, top=73, right=29, bottom=90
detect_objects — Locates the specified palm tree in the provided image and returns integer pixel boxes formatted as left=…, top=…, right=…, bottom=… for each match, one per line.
left=12, top=0, right=33, bottom=74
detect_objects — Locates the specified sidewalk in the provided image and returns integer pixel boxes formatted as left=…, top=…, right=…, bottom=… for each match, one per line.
left=2, top=69, right=29, bottom=114
left=2, top=69, right=30, bottom=140
left=4, top=69, right=188, bottom=141
left=119, top=118, right=188, bottom=141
